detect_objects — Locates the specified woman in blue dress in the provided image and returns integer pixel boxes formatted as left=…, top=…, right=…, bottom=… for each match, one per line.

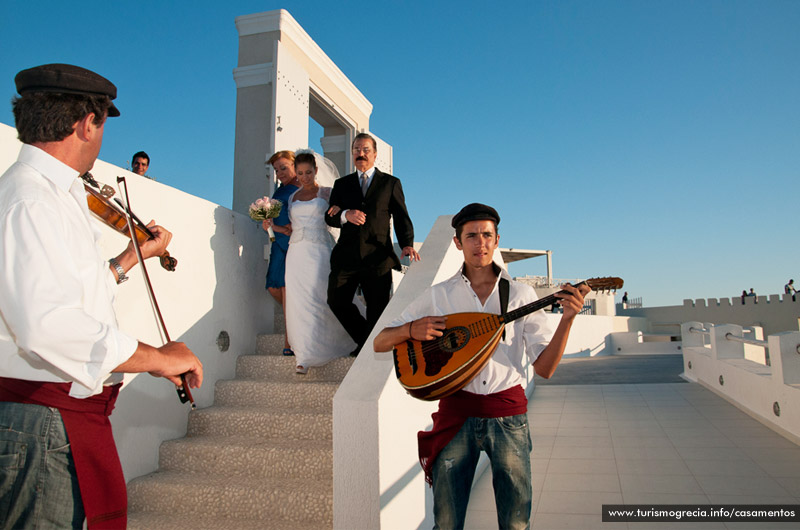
left=264, top=150, right=300, bottom=355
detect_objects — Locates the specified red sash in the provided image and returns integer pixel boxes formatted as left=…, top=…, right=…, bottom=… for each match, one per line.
left=0, top=377, right=127, bottom=529
left=418, top=385, right=528, bottom=485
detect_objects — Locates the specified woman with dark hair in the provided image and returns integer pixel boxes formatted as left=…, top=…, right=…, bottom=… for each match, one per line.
left=264, top=150, right=299, bottom=356
left=281, top=150, right=355, bottom=374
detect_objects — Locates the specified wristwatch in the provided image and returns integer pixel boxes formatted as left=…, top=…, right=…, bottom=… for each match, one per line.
left=109, top=258, right=128, bottom=284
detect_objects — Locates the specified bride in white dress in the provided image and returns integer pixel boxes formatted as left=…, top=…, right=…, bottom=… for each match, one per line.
left=284, top=151, right=356, bottom=373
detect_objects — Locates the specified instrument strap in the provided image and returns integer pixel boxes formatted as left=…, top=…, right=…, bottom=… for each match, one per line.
left=499, top=277, right=509, bottom=341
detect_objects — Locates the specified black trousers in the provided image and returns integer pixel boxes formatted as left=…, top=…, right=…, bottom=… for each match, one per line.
left=327, top=266, right=392, bottom=349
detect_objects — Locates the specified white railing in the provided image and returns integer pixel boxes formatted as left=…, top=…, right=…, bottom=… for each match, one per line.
left=579, top=299, right=596, bottom=315
left=681, top=322, right=800, bottom=444
left=617, top=296, right=643, bottom=311
left=723, top=332, right=768, bottom=348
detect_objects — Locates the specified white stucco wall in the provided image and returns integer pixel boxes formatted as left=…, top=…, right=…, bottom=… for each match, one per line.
left=0, top=122, right=274, bottom=480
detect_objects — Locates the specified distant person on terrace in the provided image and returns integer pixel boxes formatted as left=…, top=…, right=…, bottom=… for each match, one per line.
left=786, top=279, right=797, bottom=301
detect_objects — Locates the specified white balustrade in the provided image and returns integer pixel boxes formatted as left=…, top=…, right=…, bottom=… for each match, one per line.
left=681, top=321, right=800, bottom=444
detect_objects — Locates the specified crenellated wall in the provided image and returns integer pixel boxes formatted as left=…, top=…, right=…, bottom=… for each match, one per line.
left=622, top=295, right=800, bottom=338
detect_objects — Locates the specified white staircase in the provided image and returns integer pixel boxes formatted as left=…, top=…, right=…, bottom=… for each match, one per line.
left=127, top=330, right=353, bottom=529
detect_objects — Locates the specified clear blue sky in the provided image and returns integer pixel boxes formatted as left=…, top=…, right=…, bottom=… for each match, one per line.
left=1, top=0, right=798, bottom=307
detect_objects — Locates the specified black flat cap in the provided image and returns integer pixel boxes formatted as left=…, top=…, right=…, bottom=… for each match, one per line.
left=15, top=63, right=120, bottom=117
left=452, top=203, right=500, bottom=228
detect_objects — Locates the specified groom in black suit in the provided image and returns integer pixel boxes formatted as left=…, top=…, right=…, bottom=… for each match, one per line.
left=325, top=133, right=420, bottom=355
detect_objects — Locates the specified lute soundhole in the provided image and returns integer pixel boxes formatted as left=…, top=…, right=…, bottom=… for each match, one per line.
left=440, top=326, right=470, bottom=352
left=423, top=326, right=471, bottom=377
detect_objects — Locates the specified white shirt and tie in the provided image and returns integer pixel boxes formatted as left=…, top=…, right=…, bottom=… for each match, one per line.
left=341, top=167, right=376, bottom=224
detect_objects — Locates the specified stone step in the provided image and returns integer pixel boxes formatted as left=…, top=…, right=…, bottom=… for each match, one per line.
left=187, top=406, right=332, bottom=440
left=256, top=333, right=287, bottom=355
left=273, top=309, right=286, bottom=334
left=158, top=435, right=331, bottom=479
left=214, top=378, right=340, bottom=409
left=236, top=353, right=353, bottom=382
left=127, top=471, right=331, bottom=525
left=127, top=511, right=328, bottom=530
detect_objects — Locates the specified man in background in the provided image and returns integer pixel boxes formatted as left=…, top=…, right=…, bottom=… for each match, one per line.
left=132, top=150, right=153, bottom=180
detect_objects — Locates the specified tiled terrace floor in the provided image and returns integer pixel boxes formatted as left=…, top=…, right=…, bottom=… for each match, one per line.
left=463, top=381, right=800, bottom=529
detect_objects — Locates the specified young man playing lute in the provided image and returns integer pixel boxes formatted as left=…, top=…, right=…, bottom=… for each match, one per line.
left=374, top=203, right=589, bottom=529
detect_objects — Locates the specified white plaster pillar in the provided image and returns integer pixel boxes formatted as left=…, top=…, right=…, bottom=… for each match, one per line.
left=371, top=132, right=393, bottom=174
left=593, top=292, right=616, bottom=316
left=681, top=321, right=705, bottom=348
left=232, top=62, right=274, bottom=214
left=273, top=40, right=310, bottom=154
left=768, top=331, right=800, bottom=385
left=711, top=324, right=745, bottom=360
left=320, top=134, right=348, bottom=178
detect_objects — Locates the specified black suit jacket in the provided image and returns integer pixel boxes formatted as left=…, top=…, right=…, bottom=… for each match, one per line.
left=325, top=169, right=414, bottom=276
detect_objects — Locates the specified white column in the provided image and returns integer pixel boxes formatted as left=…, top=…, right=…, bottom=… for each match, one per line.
left=768, top=331, right=800, bottom=385
left=711, top=324, right=745, bottom=360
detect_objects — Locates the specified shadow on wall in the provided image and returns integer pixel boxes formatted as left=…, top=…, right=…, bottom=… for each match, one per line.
left=103, top=185, right=274, bottom=482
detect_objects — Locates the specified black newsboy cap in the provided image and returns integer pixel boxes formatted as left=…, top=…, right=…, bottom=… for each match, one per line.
left=451, top=203, right=501, bottom=229
left=15, top=63, right=120, bottom=117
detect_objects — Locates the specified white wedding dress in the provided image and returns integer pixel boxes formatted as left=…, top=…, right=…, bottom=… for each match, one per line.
left=284, top=187, right=356, bottom=367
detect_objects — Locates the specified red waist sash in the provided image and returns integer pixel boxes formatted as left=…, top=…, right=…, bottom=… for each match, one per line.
left=417, top=384, right=528, bottom=485
left=0, top=377, right=126, bottom=529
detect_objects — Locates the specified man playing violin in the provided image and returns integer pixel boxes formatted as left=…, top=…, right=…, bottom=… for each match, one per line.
left=0, top=64, right=203, bottom=529
left=374, top=203, right=589, bottom=529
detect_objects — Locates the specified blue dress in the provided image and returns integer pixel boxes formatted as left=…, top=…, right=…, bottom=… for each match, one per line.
left=265, top=183, right=299, bottom=289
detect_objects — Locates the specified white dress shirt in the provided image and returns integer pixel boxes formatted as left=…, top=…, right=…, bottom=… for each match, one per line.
left=0, top=145, right=138, bottom=398
left=340, top=167, right=376, bottom=225
left=389, top=264, right=553, bottom=395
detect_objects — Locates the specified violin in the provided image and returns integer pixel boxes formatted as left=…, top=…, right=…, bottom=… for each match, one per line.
left=114, top=176, right=195, bottom=408
left=81, top=173, right=177, bottom=271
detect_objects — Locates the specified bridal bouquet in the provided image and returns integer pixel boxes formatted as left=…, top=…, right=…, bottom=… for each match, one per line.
left=249, top=196, right=283, bottom=241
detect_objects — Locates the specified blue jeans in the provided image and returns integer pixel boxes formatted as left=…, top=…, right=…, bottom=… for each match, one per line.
left=0, top=401, right=84, bottom=529
left=431, top=413, right=532, bottom=530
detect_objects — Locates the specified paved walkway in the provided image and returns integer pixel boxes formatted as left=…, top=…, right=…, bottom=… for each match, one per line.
left=463, top=356, right=800, bottom=529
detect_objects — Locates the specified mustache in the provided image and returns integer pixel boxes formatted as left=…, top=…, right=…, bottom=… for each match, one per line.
left=356, top=156, right=367, bottom=161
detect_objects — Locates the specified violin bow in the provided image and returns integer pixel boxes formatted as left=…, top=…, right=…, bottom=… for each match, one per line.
left=116, top=176, right=195, bottom=409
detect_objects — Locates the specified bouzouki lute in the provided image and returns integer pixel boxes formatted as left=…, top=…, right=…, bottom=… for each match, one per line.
left=392, top=277, right=624, bottom=401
